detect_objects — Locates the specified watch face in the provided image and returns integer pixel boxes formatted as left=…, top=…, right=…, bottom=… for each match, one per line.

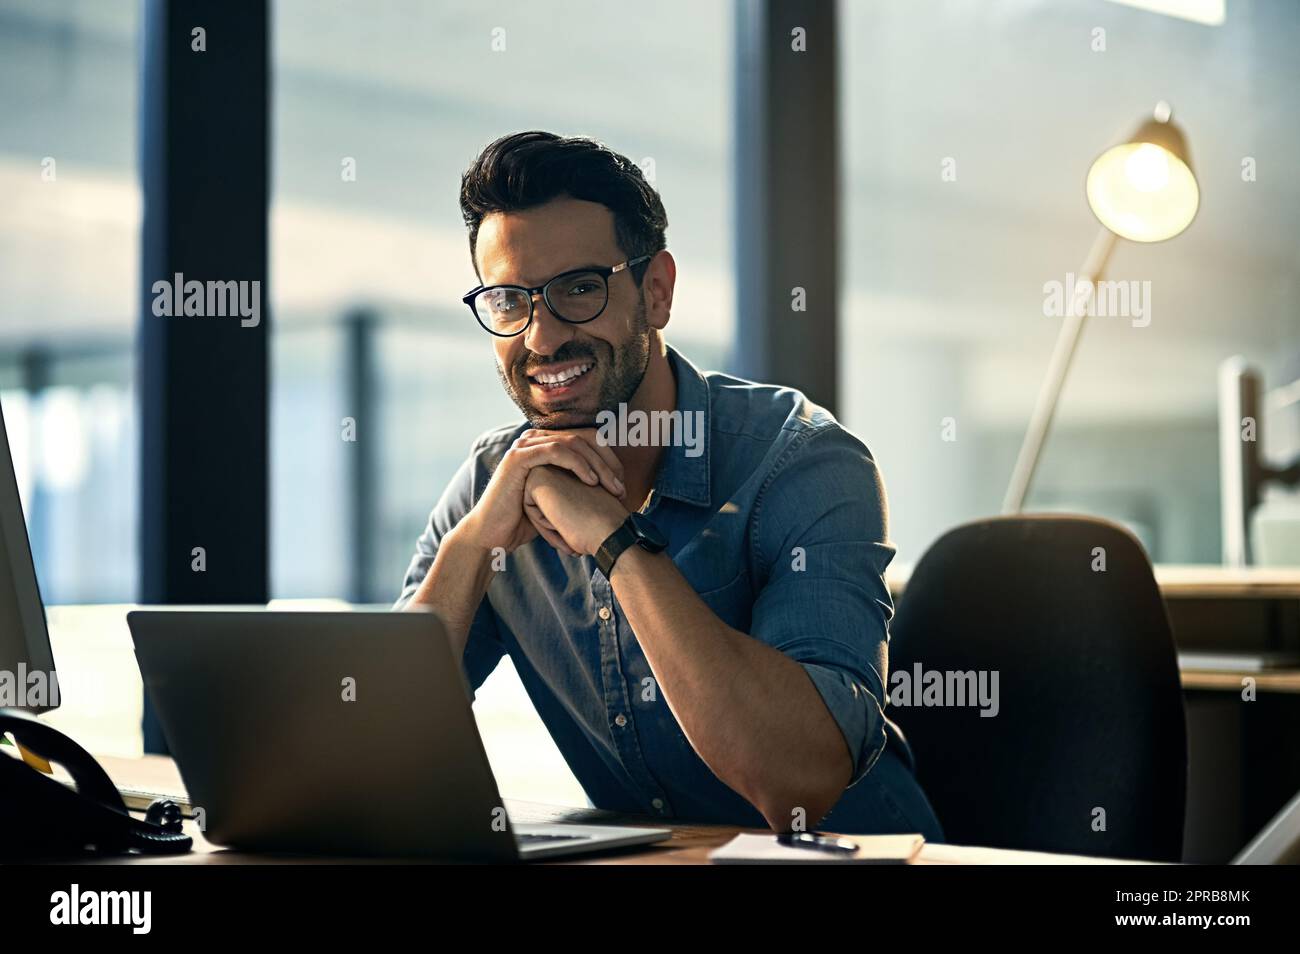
left=629, top=512, right=668, bottom=550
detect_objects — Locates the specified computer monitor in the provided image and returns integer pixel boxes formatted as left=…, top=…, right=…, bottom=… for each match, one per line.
left=1219, top=356, right=1300, bottom=566
left=1218, top=357, right=1263, bottom=566
left=0, top=398, right=59, bottom=713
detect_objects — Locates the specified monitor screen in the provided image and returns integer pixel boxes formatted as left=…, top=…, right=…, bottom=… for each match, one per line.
left=1218, top=357, right=1262, bottom=566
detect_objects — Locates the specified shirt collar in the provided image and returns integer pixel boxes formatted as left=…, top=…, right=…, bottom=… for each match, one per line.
left=649, top=346, right=712, bottom=508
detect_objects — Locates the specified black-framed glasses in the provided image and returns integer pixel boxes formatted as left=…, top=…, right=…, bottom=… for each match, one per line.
left=462, top=254, right=653, bottom=337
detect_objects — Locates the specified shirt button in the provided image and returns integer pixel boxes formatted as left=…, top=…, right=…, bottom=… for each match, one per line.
left=597, top=606, right=612, bottom=621
left=651, top=798, right=665, bottom=812
left=614, top=713, right=628, bottom=728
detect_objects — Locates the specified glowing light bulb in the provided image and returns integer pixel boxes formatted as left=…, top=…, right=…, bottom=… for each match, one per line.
left=1124, top=143, right=1171, bottom=193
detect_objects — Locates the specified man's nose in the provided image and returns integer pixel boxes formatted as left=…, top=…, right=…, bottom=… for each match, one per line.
left=523, top=294, right=572, bottom=356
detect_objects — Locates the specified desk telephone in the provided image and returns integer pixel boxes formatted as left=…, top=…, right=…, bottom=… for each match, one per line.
left=0, top=707, right=192, bottom=859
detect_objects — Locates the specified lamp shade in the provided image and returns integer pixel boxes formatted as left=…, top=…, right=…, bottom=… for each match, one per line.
left=1085, top=104, right=1199, bottom=243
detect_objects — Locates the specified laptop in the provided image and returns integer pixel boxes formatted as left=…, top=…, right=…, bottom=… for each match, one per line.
left=126, top=609, right=670, bottom=862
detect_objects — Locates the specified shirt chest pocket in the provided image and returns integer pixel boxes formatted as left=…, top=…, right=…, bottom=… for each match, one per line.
left=670, top=522, right=754, bottom=630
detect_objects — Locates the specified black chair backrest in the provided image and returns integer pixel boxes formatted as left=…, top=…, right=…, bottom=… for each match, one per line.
left=888, top=515, right=1186, bottom=861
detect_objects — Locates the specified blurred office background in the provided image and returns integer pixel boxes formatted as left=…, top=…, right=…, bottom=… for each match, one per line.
left=1, top=0, right=1297, bottom=786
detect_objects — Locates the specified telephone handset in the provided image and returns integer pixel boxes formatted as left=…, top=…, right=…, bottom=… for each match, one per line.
left=0, top=707, right=192, bottom=859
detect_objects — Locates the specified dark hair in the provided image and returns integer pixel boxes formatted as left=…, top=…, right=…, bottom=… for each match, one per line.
left=459, top=131, right=667, bottom=283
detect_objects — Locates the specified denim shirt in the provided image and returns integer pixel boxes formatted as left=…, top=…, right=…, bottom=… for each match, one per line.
left=396, top=347, right=942, bottom=839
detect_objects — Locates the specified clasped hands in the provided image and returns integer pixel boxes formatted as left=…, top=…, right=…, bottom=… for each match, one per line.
left=458, top=427, right=631, bottom=560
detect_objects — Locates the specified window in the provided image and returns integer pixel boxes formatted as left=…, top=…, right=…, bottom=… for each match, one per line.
left=270, top=0, right=734, bottom=601
left=0, top=0, right=140, bottom=603
left=840, top=1, right=1300, bottom=564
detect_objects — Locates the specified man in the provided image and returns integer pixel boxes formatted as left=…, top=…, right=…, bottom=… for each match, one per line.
left=397, top=130, right=942, bottom=839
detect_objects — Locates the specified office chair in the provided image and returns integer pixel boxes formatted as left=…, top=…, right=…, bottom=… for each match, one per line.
left=887, top=515, right=1187, bottom=862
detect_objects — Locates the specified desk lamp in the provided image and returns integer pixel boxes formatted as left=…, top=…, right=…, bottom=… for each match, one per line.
left=1003, top=102, right=1200, bottom=512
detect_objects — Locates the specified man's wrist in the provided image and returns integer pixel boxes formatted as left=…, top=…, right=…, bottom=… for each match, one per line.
left=597, top=512, right=668, bottom=577
left=443, top=520, right=498, bottom=572
left=608, top=540, right=661, bottom=584
left=588, top=510, right=628, bottom=557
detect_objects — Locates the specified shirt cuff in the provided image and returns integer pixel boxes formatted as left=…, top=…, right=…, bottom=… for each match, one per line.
left=800, top=662, right=888, bottom=786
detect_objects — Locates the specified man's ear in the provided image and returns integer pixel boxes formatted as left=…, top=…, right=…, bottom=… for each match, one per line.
left=643, top=250, right=676, bottom=331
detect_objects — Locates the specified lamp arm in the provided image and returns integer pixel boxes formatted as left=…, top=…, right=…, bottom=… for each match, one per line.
left=1002, top=226, right=1120, bottom=514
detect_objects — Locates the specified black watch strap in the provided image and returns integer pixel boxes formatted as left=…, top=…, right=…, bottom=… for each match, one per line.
left=596, top=520, right=638, bottom=579
left=596, top=513, right=667, bottom=579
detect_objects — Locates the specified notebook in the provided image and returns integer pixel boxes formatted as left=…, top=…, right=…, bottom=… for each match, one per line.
left=710, top=832, right=925, bottom=864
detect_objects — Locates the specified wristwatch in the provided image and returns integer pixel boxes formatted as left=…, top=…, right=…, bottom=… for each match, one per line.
left=596, top=512, right=668, bottom=579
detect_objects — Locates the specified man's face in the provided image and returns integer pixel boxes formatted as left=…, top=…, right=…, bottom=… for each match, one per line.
left=474, top=196, right=651, bottom=429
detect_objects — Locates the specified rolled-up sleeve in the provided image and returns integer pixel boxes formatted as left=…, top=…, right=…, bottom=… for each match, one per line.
left=394, top=449, right=504, bottom=696
left=747, top=424, right=896, bottom=786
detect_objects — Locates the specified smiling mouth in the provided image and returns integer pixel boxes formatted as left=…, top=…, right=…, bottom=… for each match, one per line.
left=528, top=361, right=594, bottom=392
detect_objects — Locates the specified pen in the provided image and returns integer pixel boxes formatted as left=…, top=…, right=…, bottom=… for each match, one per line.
left=777, top=831, right=859, bottom=854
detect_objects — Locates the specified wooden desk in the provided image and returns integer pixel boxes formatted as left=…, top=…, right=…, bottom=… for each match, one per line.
left=889, top=562, right=1300, bottom=693
left=95, top=755, right=1149, bottom=865
left=1180, top=669, right=1300, bottom=693
left=92, top=754, right=740, bottom=865
left=1151, top=565, right=1300, bottom=599
left=885, top=562, right=1300, bottom=601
